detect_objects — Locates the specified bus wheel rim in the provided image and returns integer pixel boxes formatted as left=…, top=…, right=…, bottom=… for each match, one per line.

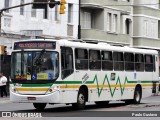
left=78, top=93, right=85, bottom=104
left=135, top=91, right=140, bottom=102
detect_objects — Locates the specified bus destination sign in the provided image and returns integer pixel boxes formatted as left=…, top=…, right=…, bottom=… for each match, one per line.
left=14, top=41, right=56, bottom=50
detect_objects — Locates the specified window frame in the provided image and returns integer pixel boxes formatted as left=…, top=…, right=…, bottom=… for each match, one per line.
left=135, top=54, right=144, bottom=72
left=89, top=50, right=101, bottom=70
left=68, top=3, right=73, bottom=23
left=124, top=52, right=134, bottom=71
left=75, top=48, right=88, bottom=70
left=113, top=52, right=124, bottom=71
left=61, top=47, right=74, bottom=79
left=145, top=54, right=154, bottom=72
left=101, top=51, right=113, bottom=71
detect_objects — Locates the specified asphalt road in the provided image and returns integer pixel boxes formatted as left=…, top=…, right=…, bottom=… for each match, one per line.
left=0, top=95, right=160, bottom=119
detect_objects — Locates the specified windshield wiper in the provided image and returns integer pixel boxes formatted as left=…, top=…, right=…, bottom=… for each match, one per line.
left=33, top=49, right=45, bottom=66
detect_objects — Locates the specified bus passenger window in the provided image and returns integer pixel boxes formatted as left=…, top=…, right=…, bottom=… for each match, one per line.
left=113, top=52, right=124, bottom=71
left=61, top=47, right=74, bottom=79
left=135, top=54, right=144, bottom=71
left=145, top=55, right=153, bottom=72
left=153, top=55, right=156, bottom=72
left=124, top=53, right=134, bottom=71
left=102, top=51, right=113, bottom=70
left=89, top=50, right=101, bottom=70
left=75, top=49, right=88, bottom=70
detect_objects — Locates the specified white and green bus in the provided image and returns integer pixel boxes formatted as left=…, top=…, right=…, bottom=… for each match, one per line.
left=10, top=39, right=159, bottom=110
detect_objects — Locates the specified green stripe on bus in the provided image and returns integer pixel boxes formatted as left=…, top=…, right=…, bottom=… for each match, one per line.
left=141, top=81, right=153, bottom=83
left=55, top=81, right=82, bottom=84
left=22, top=83, right=53, bottom=87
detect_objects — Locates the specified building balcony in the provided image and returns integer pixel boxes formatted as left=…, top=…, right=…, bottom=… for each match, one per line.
left=134, top=6, right=160, bottom=18
left=81, top=29, right=131, bottom=45
left=81, top=0, right=132, bottom=12
left=133, top=37, right=160, bottom=49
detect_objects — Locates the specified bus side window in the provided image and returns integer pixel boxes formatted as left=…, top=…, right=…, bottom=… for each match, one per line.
left=113, top=52, right=124, bottom=71
left=61, top=47, right=74, bottom=79
left=135, top=54, right=144, bottom=71
left=153, top=55, right=156, bottom=72
left=145, top=55, right=153, bottom=72
left=102, top=51, right=113, bottom=70
left=75, top=48, right=88, bottom=70
left=89, top=50, right=101, bottom=70
left=124, top=53, right=134, bottom=71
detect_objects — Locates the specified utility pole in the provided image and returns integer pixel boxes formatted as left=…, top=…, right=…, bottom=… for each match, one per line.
left=78, top=0, right=81, bottom=39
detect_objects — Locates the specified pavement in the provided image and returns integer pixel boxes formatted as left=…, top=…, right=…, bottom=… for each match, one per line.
left=0, top=96, right=10, bottom=104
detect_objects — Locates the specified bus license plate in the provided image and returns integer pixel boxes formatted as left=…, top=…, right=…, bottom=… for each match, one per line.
left=27, top=97, right=36, bottom=100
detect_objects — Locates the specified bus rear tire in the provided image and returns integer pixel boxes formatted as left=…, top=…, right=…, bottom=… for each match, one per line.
left=125, top=87, right=142, bottom=104
left=33, top=103, right=46, bottom=110
left=72, top=89, right=86, bottom=110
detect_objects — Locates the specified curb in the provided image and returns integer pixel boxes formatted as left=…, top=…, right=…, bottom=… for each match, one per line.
left=128, top=103, right=160, bottom=108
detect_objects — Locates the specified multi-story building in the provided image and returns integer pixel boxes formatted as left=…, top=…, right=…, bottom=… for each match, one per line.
left=80, top=0, right=133, bottom=46
left=80, top=0, right=160, bottom=51
left=133, top=0, right=160, bottom=50
left=0, top=0, right=79, bottom=54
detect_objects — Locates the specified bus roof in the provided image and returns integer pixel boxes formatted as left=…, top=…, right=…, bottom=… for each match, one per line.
left=58, top=40, right=158, bottom=55
left=13, top=39, right=158, bottom=55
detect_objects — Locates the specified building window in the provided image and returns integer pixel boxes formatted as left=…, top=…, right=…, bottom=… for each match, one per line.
left=31, top=8, right=36, bottom=17
left=144, top=20, right=149, bottom=37
left=20, top=0, right=25, bottom=15
left=158, top=20, right=160, bottom=38
left=83, top=12, right=91, bottom=29
left=68, top=4, right=73, bottom=23
left=125, top=18, right=130, bottom=34
left=151, top=21, right=156, bottom=38
left=107, top=13, right=118, bottom=33
left=43, top=7, right=48, bottom=19
left=107, top=13, right=112, bottom=31
left=113, top=14, right=117, bottom=33
left=55, top=5, right=59, bottom=21
left=4, top=0, right=10, bottom=13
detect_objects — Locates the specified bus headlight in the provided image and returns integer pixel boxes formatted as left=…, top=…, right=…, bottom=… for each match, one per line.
left=10, top=84, right=17, bottom=93
left=46, top=85, right=60, bottom=94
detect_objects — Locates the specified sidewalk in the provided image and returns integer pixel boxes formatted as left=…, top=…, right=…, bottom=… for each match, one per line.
left=0, top=96, right=10, bottom=104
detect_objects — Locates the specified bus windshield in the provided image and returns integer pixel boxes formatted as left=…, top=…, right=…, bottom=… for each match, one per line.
left=11, top=51, right=59, bottom=82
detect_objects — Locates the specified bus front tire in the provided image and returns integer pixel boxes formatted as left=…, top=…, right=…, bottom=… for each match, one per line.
left=125, top=87, right=142, bottom=104
left=33, top=103, right=46, bottom=110
left=72, top=89, right=86, bottom=110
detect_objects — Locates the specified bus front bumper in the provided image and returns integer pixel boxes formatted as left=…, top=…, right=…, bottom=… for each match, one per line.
left=10, top=90, right=61, bottom=103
